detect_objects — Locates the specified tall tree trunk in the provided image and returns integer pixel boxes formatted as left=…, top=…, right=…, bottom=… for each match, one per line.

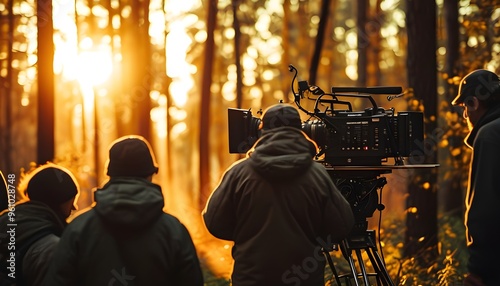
left=404, top=0, right=439, bottom=262
left=199, top=0, right=217, bottom=210
left=162, top=0, right=173, bottom=182
left=281, top=0, right=291, bottom=102
left=444, top=0, right=459, bottom=77
left=120, top=0, right=151, bottom=140
left=440, top=0, right=463, bottom=217
left=37, top=0, right=55, bottom=165
left=0, top=0, right=15, bottom=173
left=366, top=0, right=382, bottom=86
left=309, top=0, right=330, bottom=85
left=137, top=0, right=152, bottom=141
left=233, top=0, right=243, bottom=109
left=356, top=0, right=367, bottom=86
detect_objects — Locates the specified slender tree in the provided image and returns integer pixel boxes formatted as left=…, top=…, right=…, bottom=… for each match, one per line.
left=309, top=0, right=331, bottom=85
left=37, top=0, right=55, bottom=165
left=404, top=0, right=439, bottom=262
left=356, top=0, right=368, bottom=86
left=281, top=0, right=291, bottom=102
left=233, top=0, right=243, bottom=109
left=439, top=0, right=463, bottom=217
left=444, top=0, right=459, bottom=77
left=138, top=0, right=152, bottom=141
left=0, top=0, right=15, bottom=173
left=366, top=0, right=382, bottom=86
left=120, top=0, right=152, bottom=140
left=199, top=0, right=218, bottom=209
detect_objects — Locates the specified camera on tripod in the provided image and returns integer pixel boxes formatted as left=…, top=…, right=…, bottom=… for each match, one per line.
left=228, top=65, right=424, bottom=167
left=226, top=65, right=432, bottom=285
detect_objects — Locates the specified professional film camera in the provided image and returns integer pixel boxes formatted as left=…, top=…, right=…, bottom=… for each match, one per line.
left=227, top=65, right=429, bottom=285
left=228, top=66, right=424, bottom=167
left=228, top=63, right=425, bottom=222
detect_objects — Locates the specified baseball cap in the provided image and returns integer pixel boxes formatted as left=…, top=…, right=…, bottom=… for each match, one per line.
left=452, top=69, right=500, bottom=105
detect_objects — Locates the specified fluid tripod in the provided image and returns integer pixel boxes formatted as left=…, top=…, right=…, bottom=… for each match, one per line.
left=324, top=167, right=396, bottom=286
left=332, top=226, right=395, bottom=286
left=324, top=219, right=396, bottom=286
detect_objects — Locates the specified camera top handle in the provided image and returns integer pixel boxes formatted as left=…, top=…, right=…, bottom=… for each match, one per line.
left=288, top=64, right=403, bottom=117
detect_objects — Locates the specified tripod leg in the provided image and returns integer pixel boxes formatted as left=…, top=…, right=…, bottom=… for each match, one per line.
left=364, top=248, right=383, bottom=286
left=323, top=248, right=343, bottom=286
left=346, top=252, right=361, bottom=286
left=368, top=247, right=395, bottom=286
left=355, top=249, right=371, bottom=285
left=341, top=240, right=361, bottom=286
left=365, top=230, right=395, bottom=286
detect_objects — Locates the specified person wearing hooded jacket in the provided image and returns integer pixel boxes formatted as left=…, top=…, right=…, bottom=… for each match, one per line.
left=0, top=163, right=79, bottom=286
left=43, top=135, right=203, bottom=286
left=451, top=69, right=500, bottom=286
left=203, top=103, right=355, bottom=286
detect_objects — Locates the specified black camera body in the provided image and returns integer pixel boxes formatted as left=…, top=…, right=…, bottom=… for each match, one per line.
left=228, top=106, right=423, bottom=166
left=302, top=107, right=423, bottom=166
left=228, top=66, right=424, bottom=167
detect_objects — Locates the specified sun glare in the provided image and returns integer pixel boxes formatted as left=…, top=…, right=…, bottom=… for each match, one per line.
left=76, top=44, right=113, bottom=88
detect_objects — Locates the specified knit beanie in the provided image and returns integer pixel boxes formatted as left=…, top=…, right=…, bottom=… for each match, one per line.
left=106, top=135, right=159, bottom=178
left=27, top=165, right=79, bottom=206
left=261, top=104, right=302, bottom=130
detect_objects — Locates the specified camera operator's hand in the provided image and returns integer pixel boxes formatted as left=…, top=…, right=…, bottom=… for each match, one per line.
left=464, top=273, right=485, bottom=286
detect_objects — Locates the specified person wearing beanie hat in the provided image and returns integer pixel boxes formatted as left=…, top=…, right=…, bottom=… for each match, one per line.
left=451, top=70, right=500, bottom=286
left=203, top=103, right=354, bottom=286
left=26, top=165, right=79, bottom=213
left=0, top=163, right=79, bottom=286
left=106, top=135, right=159, bottom=178
left=44, top=135, right=203, bottom=286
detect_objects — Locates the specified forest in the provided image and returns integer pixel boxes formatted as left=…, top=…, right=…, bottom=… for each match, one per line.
left=1, top=0, right=499, bottom=284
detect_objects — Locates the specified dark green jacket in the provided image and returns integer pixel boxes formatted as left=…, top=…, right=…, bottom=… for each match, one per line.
left=203, top=127, right=354, bottom=286
left=0, top=201, right=65, bottom=286
left=464, top=105, right=500, bottom=285
left=43, top=178, right=203, bottom=286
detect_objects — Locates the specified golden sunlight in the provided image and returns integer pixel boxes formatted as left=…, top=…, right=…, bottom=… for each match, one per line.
left=76, top=41, right=113, bottom=88
left=1, top=0, right=487, bottom=283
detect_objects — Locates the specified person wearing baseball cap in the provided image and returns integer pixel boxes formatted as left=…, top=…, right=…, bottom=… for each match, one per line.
left=203, top=103, right=354, bottom=285
left=451, top=69, right=500, bottom=286
left=0, top=163, right=80, bottom=286
left=44, top=135, right=203, bottom=286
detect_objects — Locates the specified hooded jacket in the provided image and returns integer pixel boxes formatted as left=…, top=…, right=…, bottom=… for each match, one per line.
left=43, top=178, right=203, bottom=286
left=203, top=127, right=355, bottom=286
left=0, top=201, right=65, bottom=286
left=463, top=105, right=500, bottom=285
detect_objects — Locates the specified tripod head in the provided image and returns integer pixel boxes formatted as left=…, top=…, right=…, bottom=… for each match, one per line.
left=326, top=168, right=388, bottom=236
left=336, top=176, right=387, bottom=234
left=325, top=163, right=438, bottom=236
